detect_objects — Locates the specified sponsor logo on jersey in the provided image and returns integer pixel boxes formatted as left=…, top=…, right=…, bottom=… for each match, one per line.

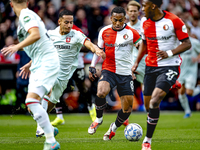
left=123, top=34, right=129, bottom=40
left=66, top=37, right=71, bottom=43
left=147, top=35, right=172, bottom=41
left=105, top=43, right=129, bottom=47
left=163, top=24, right=169, bottom=30
left=55, top=45, right=70, bottom=49
left=23, top=16, right=31, bottom=22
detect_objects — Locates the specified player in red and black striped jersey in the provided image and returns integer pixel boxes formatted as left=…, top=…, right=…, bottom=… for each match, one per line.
left=131, top=0, right=191, bottom=150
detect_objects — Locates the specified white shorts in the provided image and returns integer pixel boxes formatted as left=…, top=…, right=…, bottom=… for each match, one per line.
left=178, top=70, right=197, bottom=90
left=49, top=79, right=69, bottom=104
left=28, top=60, right=59, bottom=98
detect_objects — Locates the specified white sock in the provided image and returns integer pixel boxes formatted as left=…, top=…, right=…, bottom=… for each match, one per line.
left=26, top=99, right=55, bottom=143
left=111, top=123, right=118, bottom=132
left=178, top=94, right=191, bottom=114
left=95, top=117, right=103, bottom=123
left=193, top=86, right=200, bottom=96
left=143, top=136, right=152, bottom=144
left=57, top=114, right=64, bottom=120
left=42, top=95, right=50, bottom=111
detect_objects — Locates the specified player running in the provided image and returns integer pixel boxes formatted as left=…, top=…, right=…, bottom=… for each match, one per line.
left=1, top=0, right=61, bottom=149
left=178, top=24, right=200, bottom=118
left=88, top=6, right=141, bottom=140
left=132, top=0, right=191, bottom=150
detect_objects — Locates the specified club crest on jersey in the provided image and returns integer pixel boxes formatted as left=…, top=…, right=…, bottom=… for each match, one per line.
left=66, top=37, right=71, bottom=43
left=123, top=34, right=129, bottom=40
left=163, top=24, right=169, bottom=31
left=23, top=16, right=31, bottom=22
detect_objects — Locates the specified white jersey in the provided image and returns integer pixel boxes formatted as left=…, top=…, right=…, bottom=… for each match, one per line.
left=178, top=37, right=200, bottom=89
left=47, top=26, right=87, bottom=81
left=17, top=8, right=58, bottom=72
left=77, top=52, right=84, bottom=69
left=127, top=20, right=146, bottom=83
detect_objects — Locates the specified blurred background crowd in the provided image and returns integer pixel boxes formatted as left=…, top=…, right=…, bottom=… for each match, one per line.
left=0, top=0, right=200, bottom=114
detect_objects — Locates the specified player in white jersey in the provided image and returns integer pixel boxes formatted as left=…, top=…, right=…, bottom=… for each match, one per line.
left=1, top=0, right=60, bottom=150
left=132, top=0, right=191, bottom=150
left=127, top=0, right=146, bottom=112
left=88, top=6, right=141, bottom=140
left=50, top=52, right=96, bottom=126
left=29, top=9, right=105, bottom=136
left=178, top=24, right=200, bottom=118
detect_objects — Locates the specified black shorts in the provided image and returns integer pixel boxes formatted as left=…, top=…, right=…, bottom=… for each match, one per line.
left=72, top=68, right=85, bottom=82
left=99, top=70, right=134, bottom=97
left=143, top=66, right=179, bottom=96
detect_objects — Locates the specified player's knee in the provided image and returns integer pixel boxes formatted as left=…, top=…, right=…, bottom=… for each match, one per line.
left=149, top=99, right=160, bottom=108
left=122, top=105, right=132, bottom=113
left=97, top=90, right=107, bottom=98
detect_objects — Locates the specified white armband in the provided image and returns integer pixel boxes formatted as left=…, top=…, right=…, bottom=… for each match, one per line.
left=166, top=50, right=173, bottom=57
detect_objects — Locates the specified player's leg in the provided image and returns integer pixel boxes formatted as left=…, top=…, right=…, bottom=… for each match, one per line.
left=178, top=84, right=191, bottom=117
left=103, top=75, right=134, bottom=140
left=88, top=70, right=114, bottom=135
left=142, top=66, right=179, bottom=150
left=25, top=87, right=59, bottom=148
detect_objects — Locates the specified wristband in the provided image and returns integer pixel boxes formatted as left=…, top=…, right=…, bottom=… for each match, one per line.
left=166, top=50, right=173, bottom=57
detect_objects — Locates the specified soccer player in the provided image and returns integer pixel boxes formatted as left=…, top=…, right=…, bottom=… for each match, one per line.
left=28, top=9, right=105, bottom=135
left=88, top=6, right=141, bottom=140
left=51, top=52, right=97, bottom=126
left=178, top=24, right=200, bottom=118
left=127, top=0, right=146, bottom=111
left=131, top=0, right=191, bottom=150
left=1, top=0, right=61, bottom=149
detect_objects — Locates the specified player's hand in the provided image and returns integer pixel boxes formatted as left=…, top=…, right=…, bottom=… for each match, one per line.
left=131, top=63, right=138, bottom=80
left=19, top=62, right=31, bottom=79
left=156, top=49, right=169, bottom=61
left=89, top=66, right=97, bottom=81
left=1, top=45, right=19, bottom=57
left=94, top=45, right=106, bottom=60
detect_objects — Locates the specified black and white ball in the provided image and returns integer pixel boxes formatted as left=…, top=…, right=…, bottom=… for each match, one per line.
left=124, top=123, right=143, bottom=141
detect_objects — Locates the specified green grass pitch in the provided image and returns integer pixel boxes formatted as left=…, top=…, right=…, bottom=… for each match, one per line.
left=0, top=112, right=200, bottom=150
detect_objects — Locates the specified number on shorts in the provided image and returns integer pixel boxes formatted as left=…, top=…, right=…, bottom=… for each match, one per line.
left=165, top=69, right=178, bottom=81
left=130, top=81, right=134, bottom=92
left=77, top=69, right=84, bottom=80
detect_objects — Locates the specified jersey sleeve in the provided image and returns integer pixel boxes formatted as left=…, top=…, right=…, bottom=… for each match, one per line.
left=140, top=17, right=146, bottom=40
left=173, top=17, right=189, bottom=41
left=19, top=10, right=39, bottom=32
left=97, top=28, right=104, bottom=49
left=132, top=29, right=141, bottom=44
left=76, top=30, right=88, bottom=46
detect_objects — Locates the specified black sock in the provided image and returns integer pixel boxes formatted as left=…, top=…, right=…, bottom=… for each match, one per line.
left=115, top=109, right=131, bottom=127
left=146, top=108, right=160, bottom=138
left=95, top=96, right=106, bottom=118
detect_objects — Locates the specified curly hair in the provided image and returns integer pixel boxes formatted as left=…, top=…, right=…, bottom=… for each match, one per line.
left=111, top=6, right=126, bottom=16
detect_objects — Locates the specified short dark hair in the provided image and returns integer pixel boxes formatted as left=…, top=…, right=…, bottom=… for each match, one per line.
left=59, top=9, right=73, bottom=18
left=11, top=0, right=27, bottom=3
left=149, top=0, right=163, bottom=7
left=111, top=6, right=126, bottom=16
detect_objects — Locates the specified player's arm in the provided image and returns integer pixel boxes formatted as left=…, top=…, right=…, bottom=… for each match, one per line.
left=1, top=28, right=40, bottom=56
left=88, top=53, right=100, bottom=81
left=84, top=40, right=106, bottom=60
left=132, top=39, right=147, bottom=78
left=156, top=38, right=191, bottom=60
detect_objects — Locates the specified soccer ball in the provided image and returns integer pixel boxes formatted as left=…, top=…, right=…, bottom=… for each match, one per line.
left=124, top=123, right=143, bottom=141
